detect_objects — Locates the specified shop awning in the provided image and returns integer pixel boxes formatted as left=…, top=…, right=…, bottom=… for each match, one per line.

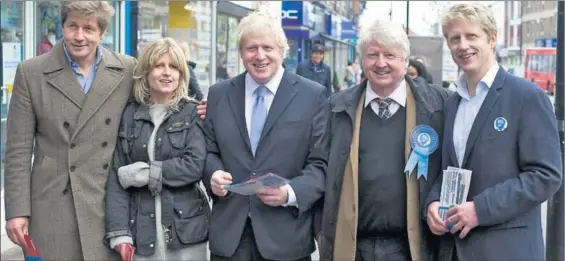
left=312, top=33, right=355, bottom=46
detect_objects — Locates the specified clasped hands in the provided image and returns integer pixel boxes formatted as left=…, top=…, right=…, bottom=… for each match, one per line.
left=427, top=201, right=479, bottom=239
left=210, top=170, right=289, bottom=206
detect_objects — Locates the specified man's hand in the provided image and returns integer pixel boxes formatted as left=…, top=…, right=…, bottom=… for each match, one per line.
left=427, top=201, right=448, bottom=236
left=114, top=243, right=135, bottom=261
left=197, top=99, right=207, bottom=120
left=5, top=217, right=28, bottom=247
left=446, top=201, right=479, bottom=239
left=210, top=170, right=232, bottom=197
left=256, top=186, right=288, bottom=207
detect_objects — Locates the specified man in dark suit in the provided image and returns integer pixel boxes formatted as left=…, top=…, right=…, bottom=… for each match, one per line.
left=426, top=3, right=562, bottom=261
left=296, top=44, right=333, bottom=97
left=203, top=8, right=330, bottom=261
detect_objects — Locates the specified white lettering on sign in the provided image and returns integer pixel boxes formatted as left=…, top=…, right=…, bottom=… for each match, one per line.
left=282, top=10, right=299, bottom=19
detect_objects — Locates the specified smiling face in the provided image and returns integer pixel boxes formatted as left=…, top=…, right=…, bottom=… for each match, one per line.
left=148, top=53, right=180, bottom=102
left=240, top=30, right=282, bottom=85
left=445, top=18, right=496, bottom=77
left=62, top=11, right=105, bottom=63
left=362, top=41, right=407, bottom=91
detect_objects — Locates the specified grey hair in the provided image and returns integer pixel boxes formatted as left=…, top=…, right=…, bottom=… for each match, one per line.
left=133, top=37, right=194, bottom=111
left=358, top=19, right=410, bottom=62
left=61, top=1, right=115, bottom=32
left=237, top=6, right=290, bottom=59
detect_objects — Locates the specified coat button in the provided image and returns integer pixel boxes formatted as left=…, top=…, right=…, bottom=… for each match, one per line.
left=103, top=164, right=109, bottom=170
left=105, top=118, right=111, bottom=125
left=101, top=141, right=108, bottom=147
left=150, top=213, right=155, bottom=218
left=130, top=219, right=134, bottom=224
left=341, top=147, right=349, bottom=155
left=70, top=143, right=76, bottom=149
left=70, top=166, right=76, bottom=172
left=63, top=122, right=70, bottom=128
left=149, top=243, right=154, bottom=248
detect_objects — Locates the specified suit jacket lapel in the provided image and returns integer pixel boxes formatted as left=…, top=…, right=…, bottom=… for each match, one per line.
left=259, top=71, right=299, bottom=143
left=44, top=42, right=86, bottom=108
left=227, top=74, right=251, bottom=152
left=445, top=95, right=461, bottom=167
left=461, top=69, right=506, bottom=167
left=74, top=47, right=125, bottom=139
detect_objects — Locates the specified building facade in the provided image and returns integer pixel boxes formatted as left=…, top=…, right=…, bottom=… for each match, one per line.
left=521, top=0, right=559, bottom=49
left=281, top=0, right=362, bottom=89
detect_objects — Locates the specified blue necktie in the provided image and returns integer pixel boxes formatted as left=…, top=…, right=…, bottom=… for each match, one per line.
left=250, top=86, right=269, bottom=155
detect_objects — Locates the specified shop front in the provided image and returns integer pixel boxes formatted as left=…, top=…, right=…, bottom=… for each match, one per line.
left=281, top=0, right=326, bottom=73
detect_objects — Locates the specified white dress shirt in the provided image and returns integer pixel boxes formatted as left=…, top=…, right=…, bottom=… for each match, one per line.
left=244, top=66, right=298, bottom=207
left=453, top=62, right=500, bottom=166
left=364, top=79, right=407, bottom=116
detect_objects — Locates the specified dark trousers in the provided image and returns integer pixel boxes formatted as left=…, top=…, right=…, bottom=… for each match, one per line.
left=211, top=218, right=311, bottom=261
left=355, top=236, right=411, bottom=261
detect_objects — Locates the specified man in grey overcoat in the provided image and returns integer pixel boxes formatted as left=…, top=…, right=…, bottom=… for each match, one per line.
left=3, top=2, right=135, bottom=260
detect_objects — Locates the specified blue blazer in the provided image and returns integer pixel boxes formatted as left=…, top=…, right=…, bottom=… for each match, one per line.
left=429, top=67, right=562, bottom=261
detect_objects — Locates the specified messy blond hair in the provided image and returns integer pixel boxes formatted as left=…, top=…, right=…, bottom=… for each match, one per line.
left=133, top=38, right=193, bottom=111
left=61, top=1, right=115, bottom=33
left=237, top=7, right=289, bottom=59
left=442, top=3, right=498, bottom=43
left=358, top=19, right=410, bottom=63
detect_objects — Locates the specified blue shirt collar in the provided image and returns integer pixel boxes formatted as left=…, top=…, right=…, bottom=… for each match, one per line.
left=62, top=42, right=102, bottom=69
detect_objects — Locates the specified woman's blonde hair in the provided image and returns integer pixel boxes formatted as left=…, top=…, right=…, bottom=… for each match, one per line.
left=61, top=1, right=115, bottom=33
left=178, top=41, right=191, bottom=61
left=133, top=37, right=193, bottom=111
left=442, top=3, right=498, bottom=42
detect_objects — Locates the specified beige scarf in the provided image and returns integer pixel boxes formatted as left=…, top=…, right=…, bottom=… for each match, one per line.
left=333, top=85, right=421, bottom=261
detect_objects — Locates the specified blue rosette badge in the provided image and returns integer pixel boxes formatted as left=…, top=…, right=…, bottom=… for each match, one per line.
left=404, top=125, right=439, bottom=180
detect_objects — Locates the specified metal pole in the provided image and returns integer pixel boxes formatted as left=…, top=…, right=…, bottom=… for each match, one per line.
left=406, top=1, right=410, bottom=35
left=389, top=1, right=393, bottom=21
left=546, top=1, right=564, bottom=261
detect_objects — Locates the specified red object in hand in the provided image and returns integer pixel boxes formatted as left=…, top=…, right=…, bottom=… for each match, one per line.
left=114, top=243, right=135, bottom=261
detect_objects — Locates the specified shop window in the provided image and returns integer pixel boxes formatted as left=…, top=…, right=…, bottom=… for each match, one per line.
left=1, top=1, right=25, bottom=171
left=215, top=14, right=242, bottom=82
left=138, top=1, right=214, bottom=93
left=35, top=1, right=119, bottom=56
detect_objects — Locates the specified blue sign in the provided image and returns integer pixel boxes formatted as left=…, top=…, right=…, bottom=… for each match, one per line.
left=535, top=39, right=545, bottom=47
left=328, top=14, right=342, bottom=39
left=281, top=1, right=316, bottom=29
left=341, top=21, right=357, bottom=40
left=282, top=1, right=303, bottom=26
left=552, top=38, right=557, bottom=47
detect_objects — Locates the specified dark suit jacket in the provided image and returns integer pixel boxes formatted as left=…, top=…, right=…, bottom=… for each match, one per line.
left=203, top=70, right=330, bottom=260
left=319, top=76, right=450, bottom=261
left=428, top=67, right=562, bottom=261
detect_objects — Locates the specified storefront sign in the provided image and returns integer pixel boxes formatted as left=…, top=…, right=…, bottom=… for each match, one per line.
left=341, top=21, right=358, bottom=41
left=328, top=14, right=342, bottom=40
left=282, top=1, right=317, bottom=29
left=282, top=1, right=303, bottom=26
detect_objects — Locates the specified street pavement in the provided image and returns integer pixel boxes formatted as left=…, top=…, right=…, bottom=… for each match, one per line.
left=0, top=94, right=556, bottom=261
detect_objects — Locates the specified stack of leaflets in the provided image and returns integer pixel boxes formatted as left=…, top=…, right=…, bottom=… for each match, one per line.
left=439, top=167, right=472, bottom=222
left=225, top=173, right=289, bottom=196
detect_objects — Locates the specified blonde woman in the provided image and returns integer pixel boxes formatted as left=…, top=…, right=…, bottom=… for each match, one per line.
left=104, top=37, right=209, bottom=261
